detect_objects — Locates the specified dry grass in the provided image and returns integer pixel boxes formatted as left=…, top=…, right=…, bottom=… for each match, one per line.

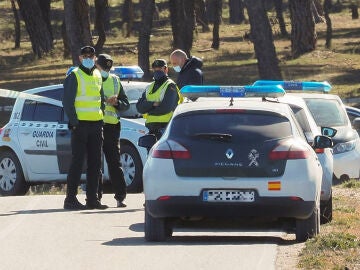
left=298, top=181, right=360, bottom=269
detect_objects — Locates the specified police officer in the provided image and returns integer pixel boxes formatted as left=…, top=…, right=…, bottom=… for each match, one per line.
left=96, top=54, right=129, bottom=208
left=136, top=59, right=182, bottom=139
left=63, top=45, right=108, bottom=210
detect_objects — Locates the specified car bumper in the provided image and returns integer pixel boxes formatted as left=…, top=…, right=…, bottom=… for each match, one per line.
left=146, top=196, right=315, bottom=220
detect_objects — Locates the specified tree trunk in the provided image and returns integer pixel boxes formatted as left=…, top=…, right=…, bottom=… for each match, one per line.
left=244, top=0, right=282, bottom=80
left=120, top=0, right=134, bottom=37
left=209, top=0, right=222, bottom=49
left=16, top=0, right=53, bottom=57
left=169, top=0, right=195, bottom=56
left=274, top=0, right=288, bottom=37
left=61, top=19, right=71, bottom=58
left=311, top=0, right=324, bottom=23
left=195, top=0, right=210, bottom=32
left=324, top=0, right=332, bottom=48
left=38, top=0, right=53, bottom=41
left=63, top=0, right=93, bottom=65
left=11, top=0, right=20, bottom=49
left=350, top=4, right=359, bottom=19
left=94, top=0, right=108, bottom=53
left=289, top=0, right=316, bottom=59
left=229, top=0, right=245, bottom=24
left=138, top=0, right=155, bottom=80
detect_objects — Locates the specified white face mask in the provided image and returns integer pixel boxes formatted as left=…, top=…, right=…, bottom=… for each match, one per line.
left=82, top=58, right=95, bottom=69
left=173, top=65, right=181, bottom=73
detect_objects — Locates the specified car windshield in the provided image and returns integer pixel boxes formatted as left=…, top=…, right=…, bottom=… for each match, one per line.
left=170, top=111, right=292, bottom=142
left=304, top=98, right=348, bottom=127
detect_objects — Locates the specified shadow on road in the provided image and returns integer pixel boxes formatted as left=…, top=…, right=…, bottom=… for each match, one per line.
left=103, top=234, right=297, bottom=247
left=0, top=207, right=143, bottom=216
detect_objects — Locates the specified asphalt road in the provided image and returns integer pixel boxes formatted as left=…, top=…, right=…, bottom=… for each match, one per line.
left=0, top=194, right=292, bottom=270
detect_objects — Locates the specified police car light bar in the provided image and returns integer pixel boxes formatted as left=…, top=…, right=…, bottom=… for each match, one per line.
left=253, top=80, right=331, bottom=92
left=111, top=66, right=144, bottom=79
left=180, top=85, right=285, bottom=99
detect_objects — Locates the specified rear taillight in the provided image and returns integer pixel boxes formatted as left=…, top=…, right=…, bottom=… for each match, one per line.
left=269, top=142, right=310, bottom=160
left=151, top=140, right=191, bottom=159
left=314, top=148, right=324, bottom=154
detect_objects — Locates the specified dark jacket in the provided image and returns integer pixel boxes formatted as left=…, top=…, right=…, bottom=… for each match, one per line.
left=177, top=56, right=204, bottom=89
left=63, top=65, right=105, bottom=128
left=136, top=75, right=179, bottom=131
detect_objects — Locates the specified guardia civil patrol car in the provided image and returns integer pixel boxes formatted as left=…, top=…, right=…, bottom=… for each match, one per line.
left=141, top=85, right=333, bottom=242
left=0, top=67, right=149, bottom=196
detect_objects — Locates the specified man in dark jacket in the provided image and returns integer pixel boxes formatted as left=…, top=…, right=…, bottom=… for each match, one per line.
left=170, top=49, right=204, bottom=89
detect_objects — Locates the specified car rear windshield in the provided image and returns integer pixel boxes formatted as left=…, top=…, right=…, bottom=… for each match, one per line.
left=170, top=111, right=292, bottom=142
left=304, top=98, right=348, bottom=127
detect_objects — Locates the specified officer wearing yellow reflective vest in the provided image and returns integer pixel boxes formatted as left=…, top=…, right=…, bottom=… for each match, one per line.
left=62, top=45, right=108, bottom=210
left=136, top=59, right=183, bottom=139
left=95, top=54, right=129, bottom=208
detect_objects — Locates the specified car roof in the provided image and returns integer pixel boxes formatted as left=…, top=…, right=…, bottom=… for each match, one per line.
left=23, top=84, right=62, bottom=95
left=174, top=98, right=293, bottom=117
left=284, top=92, right=342, bottom=101
left=23, top=81, right=148, bottom=96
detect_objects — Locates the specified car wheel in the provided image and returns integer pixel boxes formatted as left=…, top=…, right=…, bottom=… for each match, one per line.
left=144, top=206, right=167, bottom=242
left=120, top=144, right=143, bottom=193
left=295, top=205, right=320, bottom=242
left=0, top=150, right=29, bottom=196
left=320, top=194, right=333, bottom=224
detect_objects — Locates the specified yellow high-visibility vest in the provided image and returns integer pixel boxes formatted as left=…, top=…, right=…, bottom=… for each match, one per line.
left=103, top=74, right=121, bottom=124
left=73, top=68, right=103, bottom=121
left=144, top=78, right=182, bottom=124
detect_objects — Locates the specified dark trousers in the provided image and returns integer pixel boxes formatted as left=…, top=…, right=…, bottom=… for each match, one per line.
left=66, top=120, right=103, bottom=203
left=98, top=122, right=126, bottom=201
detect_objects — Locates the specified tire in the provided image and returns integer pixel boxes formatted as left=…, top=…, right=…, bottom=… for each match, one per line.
left=0, top=150, right=29, bottom=196
left=144, top=206, right=167, bottom=242
left=320, top=194, right=333, bottom=224
left=295, top=205, right=320, bottom=242
left=120, top=144, right=143, bottom=193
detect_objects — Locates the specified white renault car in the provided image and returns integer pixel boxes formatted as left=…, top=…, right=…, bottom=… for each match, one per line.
left=0, top=69, right=149, bottom=196
left=254, top=80, right=360, bottom=182
left=141, top=85, right=333, bottom=242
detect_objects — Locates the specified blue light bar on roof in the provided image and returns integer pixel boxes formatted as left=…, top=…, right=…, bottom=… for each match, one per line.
left=111, top=66, right=144, bottom=79
left=253, top=80, right=331, bottom=92
left=180, top=85, right=285, bottom=98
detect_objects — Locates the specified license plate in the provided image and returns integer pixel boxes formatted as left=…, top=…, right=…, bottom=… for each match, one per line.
left=203, top=190, right=255, bottom=202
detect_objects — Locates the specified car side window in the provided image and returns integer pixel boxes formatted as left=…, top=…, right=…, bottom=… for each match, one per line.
left=36, top=88, right=64, bottom=101
left=21, top=100, right=62, bottom=122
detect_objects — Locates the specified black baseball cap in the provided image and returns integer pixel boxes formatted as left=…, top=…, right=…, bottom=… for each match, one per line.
left=80, top=46, right=95, bottom=56
left=96, top=54, right=113, bottom=70
left=152, top=59, right=167, bottom=68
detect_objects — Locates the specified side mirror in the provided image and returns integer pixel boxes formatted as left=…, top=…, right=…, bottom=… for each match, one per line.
left=138, top=134, right=157, bottom=149
left=313, top=135, right=333, bottom=149
left=353, top=117, right=360, bottom=131
left=321, top=127, right=337, bottom=138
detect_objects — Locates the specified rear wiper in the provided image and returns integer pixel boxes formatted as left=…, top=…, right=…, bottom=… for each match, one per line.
left=192, top=133, right=232, bottom=142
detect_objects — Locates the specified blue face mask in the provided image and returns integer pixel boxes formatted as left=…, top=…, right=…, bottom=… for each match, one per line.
left=153, top=70, right=166, bottom=80
left=100, top=70, right=109, bottom=78
left=82, top=58, right=95, bottom=69
left=173, top=65, right=181, bottom=73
